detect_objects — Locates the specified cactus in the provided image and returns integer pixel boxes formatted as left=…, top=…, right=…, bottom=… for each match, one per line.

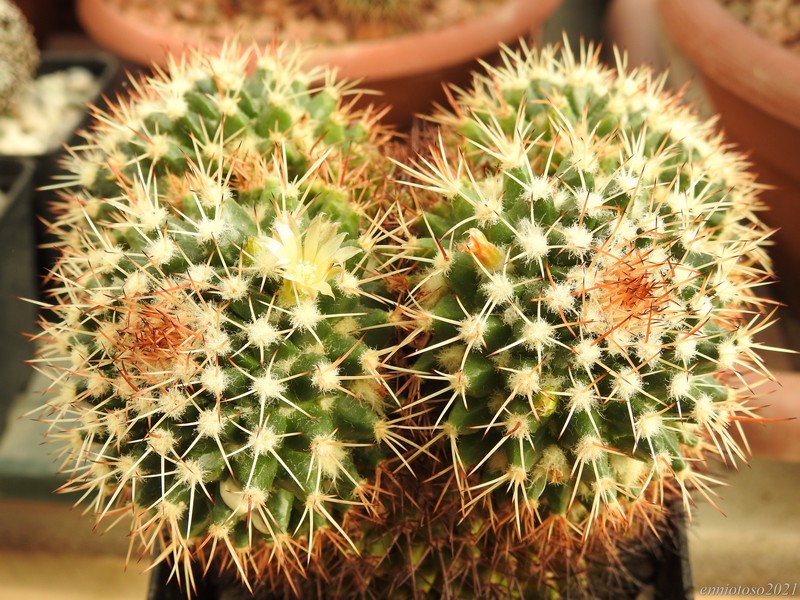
left=300, top=468, right=566, bottom=600
left=394, top=41, right=776, bottom=566
left=253, top=439, right=658, bottom=599
left=0, top=0, right=39, bottom=115
left=35, top=41, right=412, bottom=589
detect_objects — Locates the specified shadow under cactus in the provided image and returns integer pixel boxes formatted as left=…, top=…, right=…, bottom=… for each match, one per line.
left=146, top=465, right=692, bottom=600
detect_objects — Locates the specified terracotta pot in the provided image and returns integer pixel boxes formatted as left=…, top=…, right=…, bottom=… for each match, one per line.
left=657, top=0, right=800, bottom=307
left=76, top=0, right=563, bottom=126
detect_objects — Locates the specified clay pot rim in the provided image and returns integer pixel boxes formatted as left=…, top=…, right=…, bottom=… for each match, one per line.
left=77, top=0, right=562, bottom=81
left=657, top=0, right=800, bottom=130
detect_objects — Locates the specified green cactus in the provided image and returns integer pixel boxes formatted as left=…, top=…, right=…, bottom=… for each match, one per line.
left=0, top=0, right=39, bottom=115
left=252, top=446, right=658, bottom=599
left=36, top=41, right=411, bottom=588
left=394, top=41, right=776, bottom=563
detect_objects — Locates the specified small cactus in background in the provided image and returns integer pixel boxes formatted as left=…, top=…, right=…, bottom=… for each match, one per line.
left=35, top=42, right=411, bottom=589
left=0, top=0, right=39, bottom=115
left=394, top=41, right=776, bottom=566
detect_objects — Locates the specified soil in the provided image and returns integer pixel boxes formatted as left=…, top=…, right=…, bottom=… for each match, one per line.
left=719, top=0, right=800, bottom=53
left=105, top=0, right=505, bottom=46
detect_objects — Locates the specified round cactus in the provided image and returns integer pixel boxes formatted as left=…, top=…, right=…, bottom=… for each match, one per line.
left=394, top=41, right=776, bottom=559
left=0, top=0, right=39, bottom=115
left=36, top=42, right=409, bottom=588
left=258, top=448, right=654, bottom=599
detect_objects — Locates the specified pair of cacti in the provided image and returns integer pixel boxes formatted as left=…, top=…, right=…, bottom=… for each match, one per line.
left=34, top=37, right=776, bottom=598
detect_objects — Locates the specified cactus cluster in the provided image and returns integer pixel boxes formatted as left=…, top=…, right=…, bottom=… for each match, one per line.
left=0, top=0, right=39, bottom=115
left=34, top=39, right=780, bottom=598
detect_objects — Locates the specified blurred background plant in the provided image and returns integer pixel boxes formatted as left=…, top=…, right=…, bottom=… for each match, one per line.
left=0, top=0, right=101, bottom=156
left=0, top=0, right=39, bottom=115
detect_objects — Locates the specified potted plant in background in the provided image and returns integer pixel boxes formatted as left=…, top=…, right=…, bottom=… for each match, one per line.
left=73, top=0, right=563, bottom=125
left=0, top=0, right=110, bottom=160
left=0, top=0, right=39, bottom=115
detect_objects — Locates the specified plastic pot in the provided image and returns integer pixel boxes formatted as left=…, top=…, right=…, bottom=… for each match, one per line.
left=0, top=157, right=36, bottom=435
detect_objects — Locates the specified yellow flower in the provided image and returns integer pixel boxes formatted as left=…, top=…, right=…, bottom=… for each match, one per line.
left=264, top=212, right=360, bottom=299
left=462, top=228, right=504, bottom=272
